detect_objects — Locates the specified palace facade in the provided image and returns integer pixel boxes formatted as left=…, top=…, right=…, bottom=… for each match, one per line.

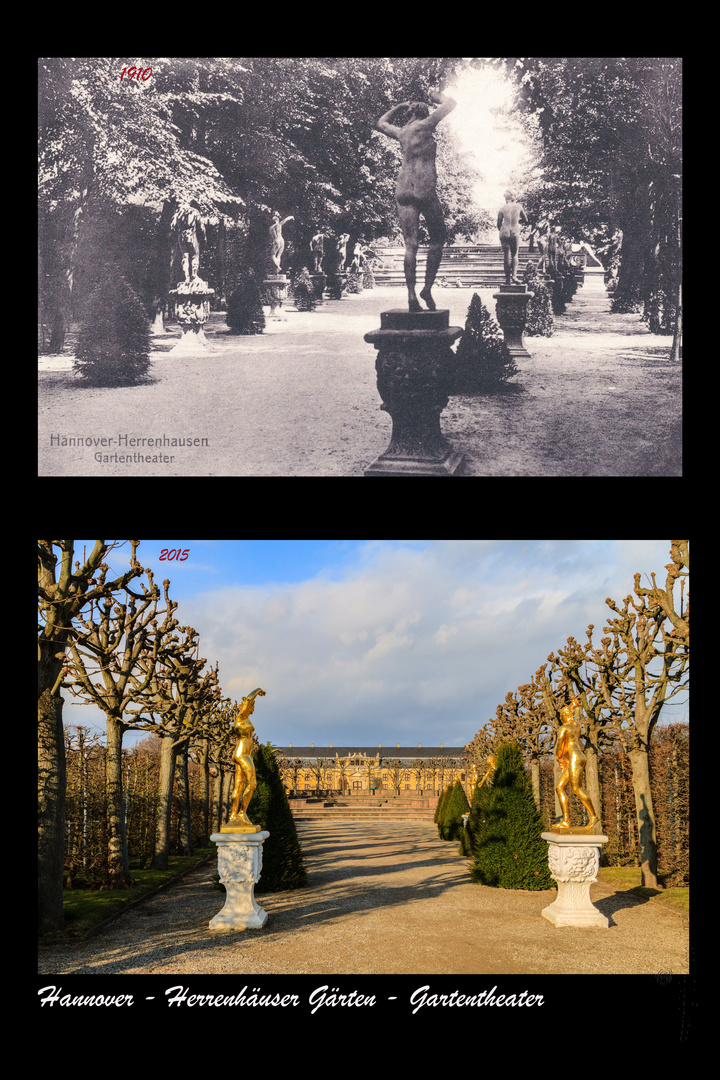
left=276, top=744, right=469, bottom=797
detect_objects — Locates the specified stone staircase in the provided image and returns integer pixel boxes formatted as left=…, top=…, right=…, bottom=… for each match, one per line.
left=290, top=793, right=439, bottom=823
left=370, top=244, right=536, bottom=289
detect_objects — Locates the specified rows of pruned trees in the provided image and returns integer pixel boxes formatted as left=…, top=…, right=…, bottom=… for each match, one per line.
left=38, top=540, right=245, bottom=935
left=465, top=540, right=689, bottom=889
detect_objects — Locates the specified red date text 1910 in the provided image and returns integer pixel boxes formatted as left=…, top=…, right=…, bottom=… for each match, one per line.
left=120, top=66, right=153, bottom=81
left=160, top=549, right=189, bottom=561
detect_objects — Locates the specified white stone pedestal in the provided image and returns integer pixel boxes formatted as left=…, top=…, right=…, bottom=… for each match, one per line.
left=209, top=830, right=270, bottom=931
left=541, top=831, right=610, bottom=928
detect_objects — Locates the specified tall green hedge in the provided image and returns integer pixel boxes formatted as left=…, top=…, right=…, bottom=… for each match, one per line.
left=439, top=780, right=470, bottom=842
left=470, top=741, right=553, bottom=890
left=247, top=743, right=307, bottom=892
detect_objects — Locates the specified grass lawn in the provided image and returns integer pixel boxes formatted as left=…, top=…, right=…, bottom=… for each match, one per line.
left=58, top=848, right=214, bottom=937
left=597, top=865, right=689, bottom=914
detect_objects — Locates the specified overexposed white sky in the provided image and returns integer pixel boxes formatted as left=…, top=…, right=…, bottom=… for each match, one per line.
left=444, top=64, right=539, bottom=219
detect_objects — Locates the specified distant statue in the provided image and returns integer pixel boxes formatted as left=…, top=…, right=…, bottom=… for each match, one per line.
left=553, top=694, right=599, bottom=831
left=376, top=89, right=457, bottom=312
left=351, top=241, right=366, bottom=272
left=223, top=688, right=266, bottom=833
left=335, top=232, right=350, bottom=270
left=546, top=228, right=560, bottom=276
left=310, top=232, right=325, bottom=272
left=171, top=202, right=206, bottom=282
left=269, top=212, right=294, bottom=273
left=497, top=191, right=528, bottom=284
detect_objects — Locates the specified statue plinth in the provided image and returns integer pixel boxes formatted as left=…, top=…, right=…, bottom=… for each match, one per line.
left=541, top=831, right=610, bottom=928
left=327, top=270, right=348, bottom=300
left=262, top=274, right=289, bottom=318
left=309, top=272, right=326, bottom=301
left=493, top=285, right=534, bottom=360
left=168, top=278, right=215, bottom=354
left=209, top=830, right=270, bottom=931
left=363, top=309, right=464, bottom=476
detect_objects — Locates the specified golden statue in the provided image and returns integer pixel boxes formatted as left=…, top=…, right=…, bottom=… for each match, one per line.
left=552, top=694, right=599, bottom=832
left=478, top=754, right=496, bottom=789
left=221, top=688, right=266, bottom=833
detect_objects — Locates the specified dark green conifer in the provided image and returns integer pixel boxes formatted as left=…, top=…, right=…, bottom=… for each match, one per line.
left=439, top=780, right=470, bottom=842
left=247, top=743, right=307, bottom=892
left=74, top=272, right=152, bottom=386
left=434, top=783, right=452, bottom=826
left=452, top=292, right=518, bottom=393
left=471, top=741, right=553, bottom=890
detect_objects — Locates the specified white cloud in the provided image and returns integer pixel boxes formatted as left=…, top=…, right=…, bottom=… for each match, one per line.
left=60, top=540, right=684, bottom=749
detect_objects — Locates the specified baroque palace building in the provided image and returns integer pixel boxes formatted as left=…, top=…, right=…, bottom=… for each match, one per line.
left=276, top=744, right=470, bottom=798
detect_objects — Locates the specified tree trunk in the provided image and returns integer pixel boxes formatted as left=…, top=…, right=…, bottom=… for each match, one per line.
left=196, top=739, right=210, bottom=846
left=104, top=715, right=131, bottom=887
left=628, top=746, right=659, bottom=888
left=175, top=748, right=194, bottom=856
left=584, top=743, right=603, bottom=835
left=38, top=682, right=66, bottom=934
left=151, top=733, right=176, bottom=870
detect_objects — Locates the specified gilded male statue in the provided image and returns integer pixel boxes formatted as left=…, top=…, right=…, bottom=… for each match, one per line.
left=376, top=89, right=456, bottom=312
left=222, top=688, right=266, bottom=833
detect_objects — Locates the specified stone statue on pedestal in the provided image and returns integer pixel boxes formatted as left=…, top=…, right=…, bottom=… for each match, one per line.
left=376, top=89, right=456, bottom=312
left=497, top=192, right=528, bottom=285
left=269, top=212, right=294, bottom=273
left=171, top=202, right=206, bottom=282
left=311, top=232, right=325, bottom=272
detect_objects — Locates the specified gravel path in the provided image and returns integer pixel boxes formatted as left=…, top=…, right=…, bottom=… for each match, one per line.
left=38, top=821, right=688, bottom=977
left=38, top=279, right=681, bottom=477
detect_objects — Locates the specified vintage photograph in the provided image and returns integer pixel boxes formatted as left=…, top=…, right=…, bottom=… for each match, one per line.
left=38, top=59, right=682, bottom=477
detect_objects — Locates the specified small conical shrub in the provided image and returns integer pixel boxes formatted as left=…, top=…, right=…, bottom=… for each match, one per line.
left=452, top=292, right=518, bottom=393
left=471, top=741, right=553, bottom=890
left=434, top=783, right=452, bottom=827
left=226, top=274, right=266, bottom=334
left=291, top=267, right=318, bottom=311
left=523, top=262, right=554, bottom=337
left=247, top=743, right=307, bottom=892
left=74, top=272, right=152, bottom=386
left=439, top=780, right=470, bottom=842
left=459, top=772, right=494, bottom=857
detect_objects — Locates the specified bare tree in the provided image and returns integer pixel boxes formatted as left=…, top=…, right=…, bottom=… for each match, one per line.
left=592, top=541, right=689, bottom=887
left=38, top=540, right=143, bottom=934
left=62, top=567, right=173, bottom=886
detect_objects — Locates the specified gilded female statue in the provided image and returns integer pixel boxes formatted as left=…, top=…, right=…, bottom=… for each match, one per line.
left=553, top=694, right=599, bottom=831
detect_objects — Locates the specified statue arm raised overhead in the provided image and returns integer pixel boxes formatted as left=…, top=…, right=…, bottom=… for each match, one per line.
left=375, top=101, right=413, bottom=139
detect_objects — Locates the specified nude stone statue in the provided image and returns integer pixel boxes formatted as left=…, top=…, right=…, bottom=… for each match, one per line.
left=269, top=212, right=294, bottom=273
left=376, top=89, right=457, bottom=312
left=171, top=202, right=206, bottom=282
left=497, top=191, right=528, bottom=285
left=310, top=232, right=325, bottom=272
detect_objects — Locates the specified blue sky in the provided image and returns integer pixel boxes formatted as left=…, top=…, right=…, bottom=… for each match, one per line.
left=60, top=540, right=687, bottom=748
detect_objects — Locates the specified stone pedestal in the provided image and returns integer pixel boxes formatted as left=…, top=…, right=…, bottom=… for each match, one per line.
left=262, top=275, right=289, bottom=318
left=363, top=309, right=464, bottom=476
left=209, top=830, right=270, bottom=931
left=493, top=284, right=534, bottom=360
left=169, top=278, right=215, bottom=354
left=327, top=271, right=348, bottom=299
left=309, top=272, right=326, bottom=301
left=541, top=831, right=610, bottom=928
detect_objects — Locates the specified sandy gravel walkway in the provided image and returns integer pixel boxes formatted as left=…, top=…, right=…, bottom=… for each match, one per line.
left=38, top=279, right=680, bottom=477
left=38, top=821, right=688, bottom=977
